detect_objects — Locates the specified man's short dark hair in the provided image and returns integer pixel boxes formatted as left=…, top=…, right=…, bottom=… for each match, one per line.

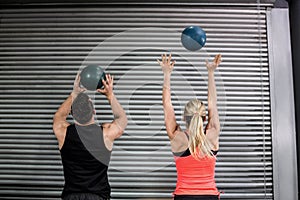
left=71, top=93, right=94, bottom=124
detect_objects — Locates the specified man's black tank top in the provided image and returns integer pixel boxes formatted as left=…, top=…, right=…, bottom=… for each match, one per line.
left=60, top=124, right=111, bottom=198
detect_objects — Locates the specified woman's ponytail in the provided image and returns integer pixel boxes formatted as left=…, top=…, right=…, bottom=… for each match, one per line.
left=184, top=99, right=213, bottom=159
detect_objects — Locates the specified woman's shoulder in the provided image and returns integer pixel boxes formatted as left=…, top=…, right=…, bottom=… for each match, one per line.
left=170, top=130, right=189, bottom=153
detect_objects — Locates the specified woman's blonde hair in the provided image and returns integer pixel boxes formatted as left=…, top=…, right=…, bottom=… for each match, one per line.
left=184, top=99, right=213, bottom=158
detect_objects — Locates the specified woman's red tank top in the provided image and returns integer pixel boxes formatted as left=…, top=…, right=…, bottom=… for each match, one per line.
left=173, top=149, right=219, bottom=196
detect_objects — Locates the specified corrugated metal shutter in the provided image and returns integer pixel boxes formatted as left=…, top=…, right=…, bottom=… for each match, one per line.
left=0, top=3, right=273, bottom=199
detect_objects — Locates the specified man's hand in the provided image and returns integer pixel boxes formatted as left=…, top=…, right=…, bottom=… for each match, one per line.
left=97, top=74, right=114, bottom=99
left=71, top=73, right=86, bottom=99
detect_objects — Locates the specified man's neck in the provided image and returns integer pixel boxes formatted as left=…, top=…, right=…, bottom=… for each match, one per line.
left=75, top=118, right=95, bottom=126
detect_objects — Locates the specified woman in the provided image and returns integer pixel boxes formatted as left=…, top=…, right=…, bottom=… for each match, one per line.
left=157, top=53, right=222, bottom=200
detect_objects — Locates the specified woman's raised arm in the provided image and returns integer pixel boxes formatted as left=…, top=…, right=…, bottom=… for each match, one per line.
left=157, top=53, right=178, bottom=139
left=205, top=54, right=222, bottom=150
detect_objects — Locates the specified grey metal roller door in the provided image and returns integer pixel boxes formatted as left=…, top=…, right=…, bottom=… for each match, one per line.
left=0, top=2, right=273, bottom=199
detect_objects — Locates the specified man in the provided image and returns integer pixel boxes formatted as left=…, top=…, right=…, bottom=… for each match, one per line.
left=53, top=73, right=127, bottom=200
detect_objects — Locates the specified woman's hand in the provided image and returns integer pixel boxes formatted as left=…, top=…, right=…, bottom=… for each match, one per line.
left=97, top=74, right=114, bottom=99
left=206, top=54, right=222, bottom=72
left=157, top=53, right=175, bottom=75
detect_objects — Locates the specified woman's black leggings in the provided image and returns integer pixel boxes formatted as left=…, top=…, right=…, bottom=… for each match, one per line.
left=174, top=195, right=219, bottom=200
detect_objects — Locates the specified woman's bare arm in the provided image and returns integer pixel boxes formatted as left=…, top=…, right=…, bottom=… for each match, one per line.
left=205, top=54, right=222, bottom=150
left=157, top=53, right=179, bottom=139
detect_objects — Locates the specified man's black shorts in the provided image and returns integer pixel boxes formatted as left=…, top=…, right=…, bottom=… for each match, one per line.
left=63, top=193, right=109, bottom=200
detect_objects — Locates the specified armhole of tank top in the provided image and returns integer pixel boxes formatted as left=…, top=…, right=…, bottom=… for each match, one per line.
left=100, top=124, right=113, bottom=152
left=60, top=124, right=71, bottom=151
left=184, top=131, right=189, bottom=139
left=172, top=131, right=190, bottom=157
left=211, top=150, right=218, bottom=156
